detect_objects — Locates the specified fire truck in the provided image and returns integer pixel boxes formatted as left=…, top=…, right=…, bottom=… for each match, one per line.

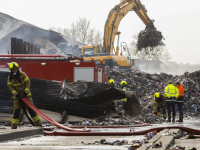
left=0, top=54, right=105, bottom=83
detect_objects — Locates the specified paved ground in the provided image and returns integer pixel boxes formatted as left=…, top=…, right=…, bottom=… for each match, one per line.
left=0, top=119, right=200, bottom=150
left=0, top=110, right=92, bottom=124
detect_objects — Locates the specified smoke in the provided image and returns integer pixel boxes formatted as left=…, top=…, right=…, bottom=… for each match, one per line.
left=132, top=60, right=200, bottom=75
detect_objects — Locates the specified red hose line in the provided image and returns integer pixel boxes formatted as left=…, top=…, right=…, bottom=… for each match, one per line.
left=68, top=124, right=150, bottom=128
left=21, top=98, right=90, bottom=132
left=44, top=126, right=200, bottom=136
left=0, top=54, right=64, bottom=58
left=43, top=124, right=150, bottom=131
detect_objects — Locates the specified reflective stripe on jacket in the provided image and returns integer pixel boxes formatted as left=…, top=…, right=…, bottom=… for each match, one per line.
left=165, top=84, right=179, bottom=98
left=7, top=71, right=31, bottom=99
left=165, top=84, right=179, bottom=103
left=121, top=86, right=127, bottom=102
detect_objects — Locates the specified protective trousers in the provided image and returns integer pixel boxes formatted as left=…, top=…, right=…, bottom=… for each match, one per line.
left=11, top=97, right=42, bottom=129
left=157, top=107, right=167, bottom=119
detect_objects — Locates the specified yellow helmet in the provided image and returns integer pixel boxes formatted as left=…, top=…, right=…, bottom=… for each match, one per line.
left=121, top=81, right=127, bottom=86
left=154, top=92, right=160, bottom=98
left=9, top=62, right=19, bottom=70
left=154, top=92, right=163, bottom=103
left=109, top=79, right=115, bottom=85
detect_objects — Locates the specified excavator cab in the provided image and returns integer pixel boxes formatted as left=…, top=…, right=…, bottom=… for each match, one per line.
left=81, top=45, right=131, bottom=69
left=82, top=45, right=103, bottom=55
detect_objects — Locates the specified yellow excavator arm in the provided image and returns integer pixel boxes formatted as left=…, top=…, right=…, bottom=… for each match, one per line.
left=103, top=0, right=154, bottom=55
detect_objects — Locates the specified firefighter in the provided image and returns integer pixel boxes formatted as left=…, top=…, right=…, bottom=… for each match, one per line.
left=175, top=82, right=184, bottom=122
left=165, top=81, right=179, bottom=122
left=153, top=92, right=167, bottom=119
left=7, top=62, right=42, bottom=129
left=109, top=79, right=116, bottom=111
left=121, top=81, right=128, bottom=91
left=109, top=79, right=115, bottom=87
left=121, top=81, right=128, bottom=108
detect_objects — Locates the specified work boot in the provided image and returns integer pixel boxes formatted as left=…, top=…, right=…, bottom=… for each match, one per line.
left=167, top=116, right=171, bottom=122
left=172, top=116, right=175, bottom=122
left=34, top=120, right=42, bottom=126
left=177, top=115, right=183, bottom=122
left=11, top=123, right=18, bottom=129
left=180, top=115, right=183, bottom=122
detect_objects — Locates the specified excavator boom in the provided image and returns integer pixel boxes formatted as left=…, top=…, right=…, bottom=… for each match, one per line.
left=81, top=0, right=163, bottom=69
left=103, top=0, right=154, bottom=54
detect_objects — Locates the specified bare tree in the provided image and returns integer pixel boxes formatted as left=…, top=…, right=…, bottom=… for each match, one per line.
left=86, top=28, right=95, bottom=45
left=126, top=35, right=171, bottom=60
left=49, top=17, right=102, bottom=45
left=94, top=30, right=103, bottom=45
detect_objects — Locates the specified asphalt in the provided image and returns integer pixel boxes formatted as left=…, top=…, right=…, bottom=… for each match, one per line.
left=0, top=119, right=200, bottom=149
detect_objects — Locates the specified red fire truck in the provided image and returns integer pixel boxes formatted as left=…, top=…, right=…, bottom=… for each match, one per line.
left=0, top=54, right=105, bottom=83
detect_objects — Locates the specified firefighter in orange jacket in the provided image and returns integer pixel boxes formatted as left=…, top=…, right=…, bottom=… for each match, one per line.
left=175, top=82, right=184, bottom=122
left=7, top=62, right=42, bottom=129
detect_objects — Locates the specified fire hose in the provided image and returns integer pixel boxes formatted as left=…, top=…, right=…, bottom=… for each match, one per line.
left=21, top=98, right=200, bottom=137
left=44, top=126, right=200, bottom=136
left=64, top=124, right=150, bottom=128
left=43, top=124, right=150, bottom=131
left=21, top=98, right=90, bottom=132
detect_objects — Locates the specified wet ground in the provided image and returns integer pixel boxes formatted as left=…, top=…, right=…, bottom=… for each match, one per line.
left=1, top=118, right=200, bottom=150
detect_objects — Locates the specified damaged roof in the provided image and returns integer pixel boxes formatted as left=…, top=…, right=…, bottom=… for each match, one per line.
left=0, top=12, right=83, bottom=55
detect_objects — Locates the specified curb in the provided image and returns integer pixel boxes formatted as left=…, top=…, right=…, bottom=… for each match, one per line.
left=0, top=127, right=43, bottom=142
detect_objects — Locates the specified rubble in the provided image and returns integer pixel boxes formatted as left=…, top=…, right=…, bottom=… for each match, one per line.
left=60, top=80, right=141, bottom=116
left=137, top=27, right=164, bottom=51
left=105, top=67, right=200, bottom=122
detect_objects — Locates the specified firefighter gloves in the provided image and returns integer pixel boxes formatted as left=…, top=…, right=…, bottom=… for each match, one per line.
left=16, top=94, right=21, bottom=100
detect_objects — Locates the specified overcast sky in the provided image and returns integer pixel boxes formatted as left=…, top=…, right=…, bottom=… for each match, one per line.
left=1, top=0, right=200, bottom=64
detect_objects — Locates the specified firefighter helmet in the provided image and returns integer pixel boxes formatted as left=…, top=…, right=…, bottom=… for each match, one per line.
left=9, top=62, right=19, bottom=70
left=154, top=92, right=163, bottom=103
left=154, top=92, right=160, bottom=98
left=109, top=79, right=115, bottom=85
left=121, top=81, right=127, bottom=86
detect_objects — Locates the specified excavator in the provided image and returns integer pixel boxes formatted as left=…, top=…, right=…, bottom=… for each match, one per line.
left=81, top=0, right=163, bottom=69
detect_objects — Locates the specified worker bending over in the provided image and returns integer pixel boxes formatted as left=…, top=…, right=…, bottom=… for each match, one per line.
left=153, top=92, right=167, bottom=119
left=7, top=62, right=42, bottom=129
left=165, top=81, right=179, bottom=122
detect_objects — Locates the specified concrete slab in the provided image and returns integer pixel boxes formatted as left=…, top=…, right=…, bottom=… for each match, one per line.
left=0, top=127, right=43, bottom=142
left=167, top=128, right=180, bottom=134
left=159, top=129, right=169, bottom=134
left=175, top=139, right=200, bottom=149
left=137, top=147, right=148, bottom=150
left=149, top=135, right=174, bottom=150
left=148, top=133, right=162, bottom=143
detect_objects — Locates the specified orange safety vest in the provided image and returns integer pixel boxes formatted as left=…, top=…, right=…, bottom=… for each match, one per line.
left=177, top=84, right=184, bottom=99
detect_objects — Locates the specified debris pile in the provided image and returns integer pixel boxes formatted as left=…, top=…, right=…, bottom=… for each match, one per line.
left=60, top=80, right=141, bottom=116
left=137, top=27, right=164, bottom=51
left=105, top=67, right=200, bottom=122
